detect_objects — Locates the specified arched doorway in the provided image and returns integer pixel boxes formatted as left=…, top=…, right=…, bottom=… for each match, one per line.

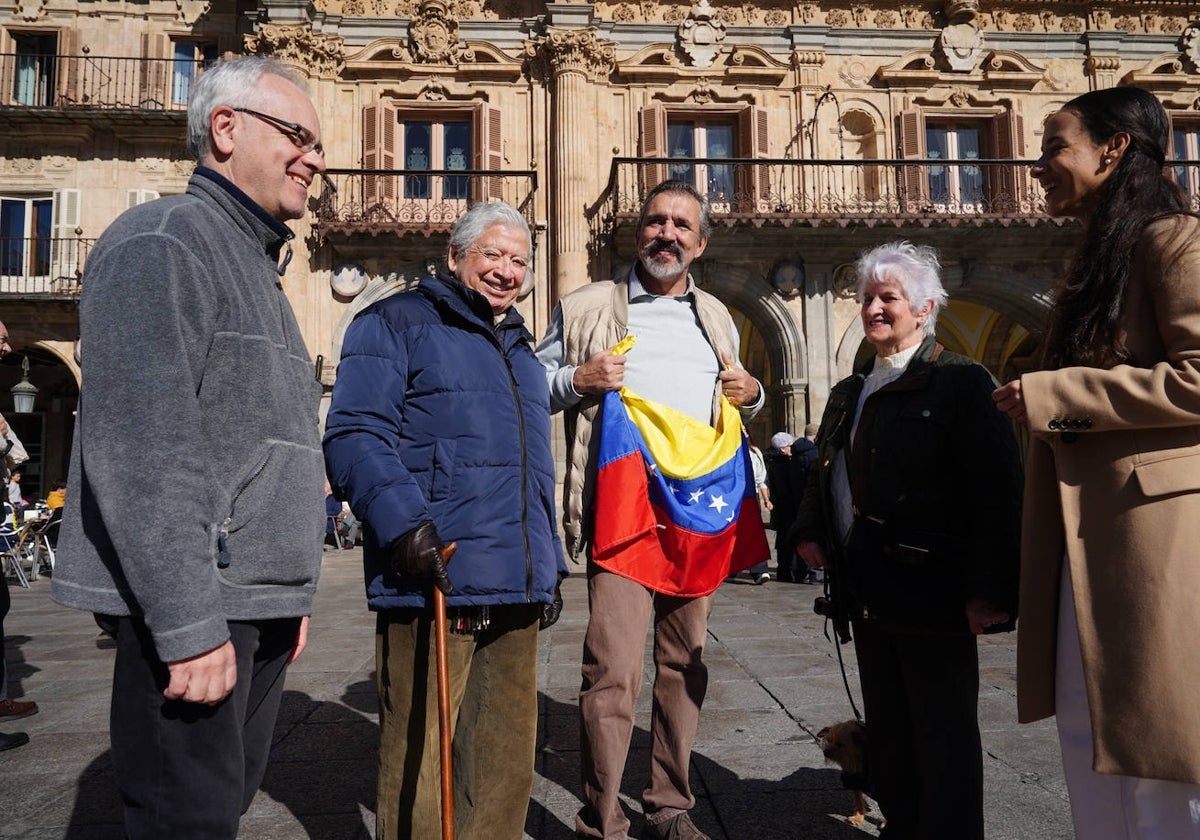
left=691, top=259, right=809, bottom=447
left=0, top=343, right=78, bottom=503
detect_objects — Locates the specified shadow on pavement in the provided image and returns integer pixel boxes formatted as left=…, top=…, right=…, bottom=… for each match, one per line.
left=530, top=693, right=876, bottom=839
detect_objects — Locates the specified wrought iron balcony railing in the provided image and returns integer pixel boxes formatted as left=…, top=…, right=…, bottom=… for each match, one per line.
left=599, top=157, right=1200, bottom=229
left=313, top=169, right=538, bottom=240
left=0, top=53, right=207, bottom=111
left=0, top=236, right=91, bottom=297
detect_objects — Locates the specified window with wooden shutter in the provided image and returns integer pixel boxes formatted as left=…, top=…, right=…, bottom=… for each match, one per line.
left=659, top=112, right=738, bottom=212
left=926, top=120, right=984, bottom=211
left=1, top=194, right=52, bottom=285
left=8, top=31, right=58, bottom=107
left=640, top=103, right=668, bottom=195
left=127, top=189, right=160, bottom=209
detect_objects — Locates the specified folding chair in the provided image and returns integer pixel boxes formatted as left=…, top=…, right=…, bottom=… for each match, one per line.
left=11, top=519, right=40, bottom=580
left=34, top=514, right=61, bottom=577
left=1, top=503, right=30, bottom=588
left=326, top=515, right=346, bottom=550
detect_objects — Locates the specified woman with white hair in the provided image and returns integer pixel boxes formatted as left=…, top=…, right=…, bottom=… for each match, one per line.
left=791, top=240, right=1023, bottom=838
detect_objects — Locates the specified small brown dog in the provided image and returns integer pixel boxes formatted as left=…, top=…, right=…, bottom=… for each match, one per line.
left=817, top=719, right=870, bottom=827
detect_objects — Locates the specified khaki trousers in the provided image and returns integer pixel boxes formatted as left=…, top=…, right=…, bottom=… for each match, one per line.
left=576, top=566, right=713, bottom=839
left=375, top=605, right=540, bottom=840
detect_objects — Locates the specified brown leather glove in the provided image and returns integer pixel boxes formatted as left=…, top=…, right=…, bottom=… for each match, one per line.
left=539, top=576, right=564, bottom=630
left=390, top=520, right=453, bottom=595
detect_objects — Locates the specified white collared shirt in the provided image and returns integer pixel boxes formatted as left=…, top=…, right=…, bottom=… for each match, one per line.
left=830, top=342, right=922, bottom=545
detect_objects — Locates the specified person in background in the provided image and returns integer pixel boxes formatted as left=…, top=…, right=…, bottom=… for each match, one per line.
left=994, top=86, right=1200, bottom=839
left=324, top=480, right=350, bottom=549
left=794, top=241, right=1022, bottom=839
left=764, top=432, right=796, bottom=581
left=537, top=179, right=763, bottom=840
left=743, top=437, right=772, bottom=584
left=0, top=319, right=38, bottom=752
left=6, top=470, right=24, bottom=510
left=44, top=480, right=66, bottom=511
left=51, top=56, right=326, bottom=836
left=324, top=201, right=567, bottom=840
left=790, top=424, right=821, bottom=584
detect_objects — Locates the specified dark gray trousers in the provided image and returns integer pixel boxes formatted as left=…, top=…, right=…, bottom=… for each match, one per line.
left=109, top=615, right=299, bottom=840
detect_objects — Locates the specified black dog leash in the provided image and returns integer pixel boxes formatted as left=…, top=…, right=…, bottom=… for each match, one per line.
left=818, top=578, right=863, bottom=723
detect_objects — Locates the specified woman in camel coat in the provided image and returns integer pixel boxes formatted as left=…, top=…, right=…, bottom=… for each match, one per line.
left=994, top=87, right=1200, bottom=838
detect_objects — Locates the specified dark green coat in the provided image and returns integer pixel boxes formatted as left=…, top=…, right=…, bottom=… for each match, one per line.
left=793, top=335, right=1022, bottom=633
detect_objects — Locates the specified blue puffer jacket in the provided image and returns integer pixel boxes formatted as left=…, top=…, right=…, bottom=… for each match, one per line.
left=323, top=274, right=567, bottom=610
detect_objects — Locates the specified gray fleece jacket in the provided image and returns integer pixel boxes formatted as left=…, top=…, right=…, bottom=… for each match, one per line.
left=51, top=168, right=324, bottom=663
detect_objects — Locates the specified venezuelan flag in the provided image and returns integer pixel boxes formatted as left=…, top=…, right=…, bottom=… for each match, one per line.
left=591, top=361, right=770, bottom=597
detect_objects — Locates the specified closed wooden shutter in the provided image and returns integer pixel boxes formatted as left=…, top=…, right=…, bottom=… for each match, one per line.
left=475, top=103, right=503, bottom=201
left=640, top=102, right=668, bottom=194
left=896, top=108, right=927, bottom=212
left=363, top=101, right=398, bottom=207
left=0, top=30, right=14, bottom=106
left=989, top=110, right=1026, bottom=213
left=56, top=28, right=78, bottom=106
left=736, top=105, right=770, bottom=212
left=140, top=32, right=171, bottom=109
left=51, top=189, right=81, bottom=289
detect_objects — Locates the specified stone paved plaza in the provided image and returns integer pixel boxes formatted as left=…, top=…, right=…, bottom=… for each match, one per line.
left=0, top=548, right=1073, bottom=839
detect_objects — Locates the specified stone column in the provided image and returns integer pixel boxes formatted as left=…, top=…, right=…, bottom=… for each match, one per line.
left=527, top=27, right=615, bottom=301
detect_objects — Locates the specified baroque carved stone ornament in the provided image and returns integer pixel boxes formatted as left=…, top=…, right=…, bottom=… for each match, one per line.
left=938, top=21, right=984, bottom=71
left=677, top=0, right=726, bottom=69
left=1185, top=24, right=1200, bottom=73
left=246, top=24, right=346, bottom=78
left=175, top=0, right=212, bottom=25
left=409, top=0, right=462, bottom=64
left=16, top=0, right=45, bottom=21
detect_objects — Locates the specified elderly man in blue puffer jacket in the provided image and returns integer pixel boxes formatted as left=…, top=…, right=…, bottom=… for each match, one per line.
left=323, top=200, right=567, bottom=840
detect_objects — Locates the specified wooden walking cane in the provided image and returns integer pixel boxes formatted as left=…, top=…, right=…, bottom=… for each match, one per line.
left=434, top=543, right=457, bottom=840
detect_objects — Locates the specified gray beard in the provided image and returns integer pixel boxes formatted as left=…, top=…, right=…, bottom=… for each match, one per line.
left=639, top=252, right=686, bottom=282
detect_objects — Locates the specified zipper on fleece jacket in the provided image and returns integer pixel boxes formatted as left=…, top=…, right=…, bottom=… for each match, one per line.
left=217, top=448, right=274, bottom=568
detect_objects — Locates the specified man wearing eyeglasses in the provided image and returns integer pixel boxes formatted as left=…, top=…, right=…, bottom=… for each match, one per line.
left=324, top=201, right=568, bottom=840
left=52, top=56, right=326, bottom=838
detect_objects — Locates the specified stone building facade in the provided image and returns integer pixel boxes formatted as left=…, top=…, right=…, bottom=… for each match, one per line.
left=2, top=0, right=1200, bottom=493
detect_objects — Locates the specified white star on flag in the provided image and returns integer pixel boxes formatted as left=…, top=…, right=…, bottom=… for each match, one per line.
left=689, top=490, right=704, bottom=504
left=708, top=495, right=728, bottom=513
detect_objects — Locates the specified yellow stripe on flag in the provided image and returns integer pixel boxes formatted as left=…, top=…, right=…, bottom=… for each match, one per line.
left=619, top=387, right=743, bottom=480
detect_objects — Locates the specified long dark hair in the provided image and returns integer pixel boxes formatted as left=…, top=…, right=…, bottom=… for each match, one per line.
left=1041, top=87, right=1189, bottom=370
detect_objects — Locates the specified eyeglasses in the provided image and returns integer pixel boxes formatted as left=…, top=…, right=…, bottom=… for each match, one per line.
left=468, top=247, right=530, bottom=272
left=233, top=107, right=323, bottom=156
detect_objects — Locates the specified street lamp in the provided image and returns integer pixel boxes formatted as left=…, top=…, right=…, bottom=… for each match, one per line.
left=10, top=355, right=37, bottom=414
